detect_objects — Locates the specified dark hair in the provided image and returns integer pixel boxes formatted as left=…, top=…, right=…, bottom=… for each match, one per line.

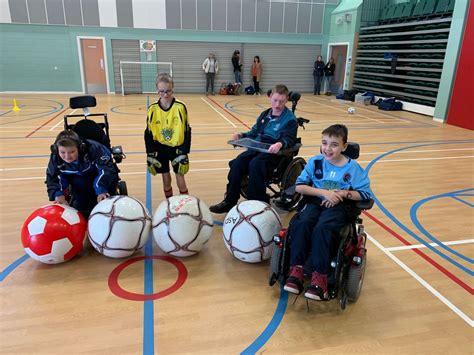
left=233, top=50, right=240, bottom=56
left=322, top=124, right=348, bottom=144
left=254, top=56, right=260, bottom=62
left=55, top=130, right=81, bottom=148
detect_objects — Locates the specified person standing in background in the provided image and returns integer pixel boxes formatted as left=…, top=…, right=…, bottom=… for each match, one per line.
left=202, top=53, right=219, bottom=96
left=313, top=55, right=325, bottom=95
left=251, top=56, right=262, bottom=95
left=324, top=57, right=335, bottom=95
left=232, top=50, right=242, bottom=86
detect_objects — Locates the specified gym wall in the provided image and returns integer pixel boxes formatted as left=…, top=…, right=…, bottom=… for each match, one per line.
left=0, top=0, right=337, bottom=93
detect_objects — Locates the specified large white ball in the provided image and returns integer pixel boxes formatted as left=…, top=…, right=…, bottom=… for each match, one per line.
left=348, top=107, right=355, bottom=114
left=222, top=200, right=282, bottom=263
left=152, top=195, right=213, bottom=257
left=88, top=196, right=151, bottom=258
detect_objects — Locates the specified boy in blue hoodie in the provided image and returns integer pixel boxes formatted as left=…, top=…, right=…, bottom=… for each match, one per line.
left=284, top=124, right=371, bottom=301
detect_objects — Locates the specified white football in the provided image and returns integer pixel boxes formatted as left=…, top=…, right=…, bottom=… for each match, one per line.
left=222, top=200, right=282, bottom=263
left=88, top=196, right=152, bottom=258
left=152, top=195, right=213, bottom=257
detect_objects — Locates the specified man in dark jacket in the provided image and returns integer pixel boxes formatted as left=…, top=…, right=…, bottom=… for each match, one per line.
left=46, top=130, right=118, bottom=217
left=210, top=84, right=297, bottom=214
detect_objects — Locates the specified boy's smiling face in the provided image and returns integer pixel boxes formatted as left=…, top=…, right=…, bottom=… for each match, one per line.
left=321, top=134, right=348, bottom=164
left=58, top=145, right=78, bottom=163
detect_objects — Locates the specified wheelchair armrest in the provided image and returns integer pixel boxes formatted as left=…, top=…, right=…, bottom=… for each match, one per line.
left=355, top=199, right=374, bottom=210
left=278, top=143, right=301, bottom=156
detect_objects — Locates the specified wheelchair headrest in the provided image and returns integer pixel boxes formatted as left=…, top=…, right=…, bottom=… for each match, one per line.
left=344, top=142, right=360, bottom=159
left=69, top=95, right=96, bottom=109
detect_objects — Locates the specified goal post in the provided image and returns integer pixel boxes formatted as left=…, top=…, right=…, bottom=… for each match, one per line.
left=119, top=61, right=173, bottom=95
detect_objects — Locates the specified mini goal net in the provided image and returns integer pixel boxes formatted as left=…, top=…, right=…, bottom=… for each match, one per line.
left=119, top=61, right=173, bottom=95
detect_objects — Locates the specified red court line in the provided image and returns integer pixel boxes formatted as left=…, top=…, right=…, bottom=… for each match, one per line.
left=24, top=108, right=68, bottom=138
left=363, top=211, right=474, bottom=295
left=206, top=97, right=251, bottom=129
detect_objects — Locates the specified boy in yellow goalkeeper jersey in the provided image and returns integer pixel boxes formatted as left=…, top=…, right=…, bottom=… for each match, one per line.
left=144, top=73, right=191, bottom=198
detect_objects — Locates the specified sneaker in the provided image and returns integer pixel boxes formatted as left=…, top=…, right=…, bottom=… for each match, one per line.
left=209, top=200, right=234, bottom=214
left=283, top=265, right=304, bottom=295
left=304, top=272, right=328, bottom=301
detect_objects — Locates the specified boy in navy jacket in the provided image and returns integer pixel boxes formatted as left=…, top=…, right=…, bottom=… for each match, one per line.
left=210, top=84, right=297, bottom=213
left=46, top=130, right=118, bottom=218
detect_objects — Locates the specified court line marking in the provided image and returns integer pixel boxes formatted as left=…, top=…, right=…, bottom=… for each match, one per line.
left=2, top=148, right=473, bottom=172
left=200, top=97, right=237, bottom=128
left=386, top=238, right=474, bottom=252
left=25, top=108, right=69, bottom=138
left=301, top=98, right=386, bottom=124
left=49, top=109, right=75, bottom=131
left=366, top=232, right=473, bottom=327
left=366, top=142, right=474, bottom=277
left=2, top=155, right=474, bottom=181
left=411, top=190, right=474, bottom=263
left=144, top=164, right=154, bottom=355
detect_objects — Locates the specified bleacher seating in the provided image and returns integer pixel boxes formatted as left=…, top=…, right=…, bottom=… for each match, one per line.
left=352, top=0, right=454, bottom=108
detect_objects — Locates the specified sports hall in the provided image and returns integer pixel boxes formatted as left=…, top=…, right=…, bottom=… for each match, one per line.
left=0, top=0, right=472, bottom=353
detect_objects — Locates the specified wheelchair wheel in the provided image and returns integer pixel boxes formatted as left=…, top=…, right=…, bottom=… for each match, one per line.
left=345, top=256, right=366, bottom=302
left=277, top=157, right=306, bottom=211
left=117, top=180, right=128, bottom=196
left=269, top=245, right=283, bottom=286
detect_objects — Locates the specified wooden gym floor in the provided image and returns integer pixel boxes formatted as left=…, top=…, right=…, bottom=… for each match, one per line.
left=0, top=93, right=472, bottom=354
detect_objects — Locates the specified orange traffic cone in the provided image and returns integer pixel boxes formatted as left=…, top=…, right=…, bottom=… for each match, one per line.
left=12, top=99, right=21, bottom=112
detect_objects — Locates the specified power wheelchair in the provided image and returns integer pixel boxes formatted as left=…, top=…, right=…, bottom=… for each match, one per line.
left=228, top=91, right=310, bottom=211
left=268, top=143, right=374, bottom=310
left=63, top=95, right=128, bottom=196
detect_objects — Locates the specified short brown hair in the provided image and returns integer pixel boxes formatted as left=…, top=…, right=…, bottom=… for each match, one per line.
left=55, top=130, right=80, bottom=148
left=271, top=84, right=289, bottom=96
left=155, top=73, right=174, bottom=88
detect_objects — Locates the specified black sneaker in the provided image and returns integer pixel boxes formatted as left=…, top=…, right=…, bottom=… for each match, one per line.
left=209, top=200, right=234, bottom=214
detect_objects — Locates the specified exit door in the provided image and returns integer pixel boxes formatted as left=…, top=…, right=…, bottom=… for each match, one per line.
left=329, top=45, right=348, bottom=94
left=80, top=39, right=107, bottom=94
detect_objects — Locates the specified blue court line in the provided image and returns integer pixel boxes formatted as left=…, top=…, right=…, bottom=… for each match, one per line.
left=0, top=254, right=29, bottom=282
left=451, top=195, right=474, bottom=208
left=410, top=189, right=474, bottom=263
left=366, top=142, right=474, bottom=276
left=143, top=95, right=154, bottom=355
left=212, top=220, right=289, bottom=353
left=241, top=285, right=288, bottom=354
left=1, top=139, right=473, bottom=160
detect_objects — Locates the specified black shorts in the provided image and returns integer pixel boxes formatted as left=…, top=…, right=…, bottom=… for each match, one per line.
left=153, top=145, right=181, bottom=174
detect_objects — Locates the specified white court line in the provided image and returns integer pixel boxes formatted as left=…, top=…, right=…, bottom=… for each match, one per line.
left=302, top=98, right=386, bottom=124
left=366, top=232, right=473, bottom=327
left=3, top=154, right=474, bottom=180
left=1, top=151, right=474, bottom=173
left=49, top=109, right=76, bottom=131
left=200, top=97, right=237, bottom=128
left=386, top=239, right=474, bottom=252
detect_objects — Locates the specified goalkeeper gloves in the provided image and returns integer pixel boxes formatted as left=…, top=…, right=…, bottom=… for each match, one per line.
left=172, top=154, right=189, bottom=175
left=146, top=152, right=161, bottom=176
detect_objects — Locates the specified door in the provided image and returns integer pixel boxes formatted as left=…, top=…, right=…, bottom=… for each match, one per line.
left=81, top=39, right=107, bottom=94
left=329, top=45, right=348, bottom=94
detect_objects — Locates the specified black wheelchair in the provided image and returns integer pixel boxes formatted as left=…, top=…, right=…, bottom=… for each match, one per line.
left=64, top=95, right=128, bottom=195
left=268, top=143, right=374, bottom=310
left=229, top=92, right=309, bottom=211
